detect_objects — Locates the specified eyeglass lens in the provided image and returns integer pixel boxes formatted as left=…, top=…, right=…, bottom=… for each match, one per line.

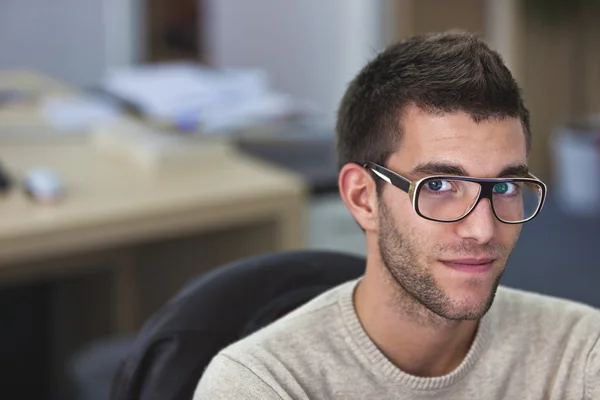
left=416, top=178, right=542, bottom=222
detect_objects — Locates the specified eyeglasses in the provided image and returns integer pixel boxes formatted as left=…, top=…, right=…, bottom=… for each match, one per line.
left=364, top=162, right=547, bottom=224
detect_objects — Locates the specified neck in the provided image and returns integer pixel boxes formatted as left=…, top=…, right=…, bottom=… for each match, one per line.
left=354, top=263, right=479, bottom=377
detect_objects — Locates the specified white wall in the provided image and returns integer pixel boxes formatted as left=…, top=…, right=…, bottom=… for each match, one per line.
left=104, top=0, right=145, bottom=70
left=205, top=0, right=383, bottom=125
left=484, top=0, right=522, bottom=81
left=0, top=0, right=141, bottom=86
left=0, top=0, right=381, bottom=105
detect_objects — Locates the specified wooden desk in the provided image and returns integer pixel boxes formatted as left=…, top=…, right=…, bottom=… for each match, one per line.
left=0, top=69, right=307, bottom=395
left=0, top=142, right=307, bottom=333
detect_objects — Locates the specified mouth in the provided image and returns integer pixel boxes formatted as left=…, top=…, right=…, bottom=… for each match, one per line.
left=439, top=257, right=495, bottom=273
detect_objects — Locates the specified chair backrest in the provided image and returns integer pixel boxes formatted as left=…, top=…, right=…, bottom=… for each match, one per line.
left=110, top=250, right=366, bottom=400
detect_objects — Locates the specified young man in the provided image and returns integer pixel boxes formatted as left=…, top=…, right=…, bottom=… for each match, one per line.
left=194, top=31, right=600, bottom=399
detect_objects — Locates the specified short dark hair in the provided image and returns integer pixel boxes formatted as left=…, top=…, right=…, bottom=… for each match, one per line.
left=335, top=31, right=530, bottom=174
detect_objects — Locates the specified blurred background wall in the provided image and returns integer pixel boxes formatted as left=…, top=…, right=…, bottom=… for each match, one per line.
left=0, top=0, right=142, bottom=85
left=206, top=0, right=383, bottom=124
left=4, top=0, right=596, bottom=180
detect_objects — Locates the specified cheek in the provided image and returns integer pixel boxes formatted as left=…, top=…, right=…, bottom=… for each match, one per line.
left=383, top=185, right=412, bottom=209
left=497, top=224, right=522, bottom=247
left=381, top=188, right=461, bottom=254
left=382, top=187, right=418, bottom=225
left=394, top=206, right=450, bottom=253
left=384, top=188, right=439, bottom=230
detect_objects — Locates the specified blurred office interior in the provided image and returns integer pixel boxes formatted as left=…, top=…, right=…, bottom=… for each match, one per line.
left=0, top=0, right=599, bottom=398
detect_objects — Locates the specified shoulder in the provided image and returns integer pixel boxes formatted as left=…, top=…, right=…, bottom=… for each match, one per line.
left=196, top=280, right=358, bottom=398
left=223, top=280, right=353, bottom=362
left=193, top=353, right=285, bottom=400
left=484, top=287, right=600, bottom=399
left=493, top=285, right=600, bottom=326
left=585, top=334, right=600, bottom=400
left=491, top=286, right=600, bottom=355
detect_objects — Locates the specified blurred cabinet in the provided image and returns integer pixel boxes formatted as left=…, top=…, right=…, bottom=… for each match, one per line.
left=0, top=141, right=308, bottom=397
left=146, top=0, right=204, bottom=62
left=386, top=0, right=600, bottom=183
left=388, top=0, right=485, bottom=39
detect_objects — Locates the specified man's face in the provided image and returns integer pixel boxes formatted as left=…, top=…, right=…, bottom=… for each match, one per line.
left=378, top=106, right=527, bottom=320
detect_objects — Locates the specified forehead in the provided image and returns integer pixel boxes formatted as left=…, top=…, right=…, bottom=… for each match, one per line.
left=390, top=106, right=527, bottom=177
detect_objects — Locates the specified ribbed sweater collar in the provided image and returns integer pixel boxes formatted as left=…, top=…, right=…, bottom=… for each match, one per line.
left=339, top=279, right=492, bottom=391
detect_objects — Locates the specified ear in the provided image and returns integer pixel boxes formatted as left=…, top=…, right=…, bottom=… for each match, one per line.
left=338, top=163, right=379, bottom=232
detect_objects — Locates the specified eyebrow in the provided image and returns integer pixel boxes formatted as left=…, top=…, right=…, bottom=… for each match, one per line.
left=410, top=162, right=530, bottom=178
left=498, top=164, right=530, bottom=177
left=411, top=162, right=467, bottom=176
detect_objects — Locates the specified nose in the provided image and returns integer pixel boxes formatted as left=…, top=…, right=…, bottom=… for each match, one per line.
left=455, top=198, right=496, bottom=244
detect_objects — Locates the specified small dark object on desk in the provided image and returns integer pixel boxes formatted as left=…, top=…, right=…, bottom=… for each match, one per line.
left=0, top=163, right=11, bottom=194
left=0, top=89, right=25, bottom=105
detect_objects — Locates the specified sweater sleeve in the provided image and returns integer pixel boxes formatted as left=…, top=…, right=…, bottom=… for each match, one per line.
left=193, top=354, right=284, bottom=400
left=585, top=335, right=600, bottom=400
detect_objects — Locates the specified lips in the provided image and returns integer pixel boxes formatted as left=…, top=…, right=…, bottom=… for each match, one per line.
left=439, top=257, right=495, bottom=273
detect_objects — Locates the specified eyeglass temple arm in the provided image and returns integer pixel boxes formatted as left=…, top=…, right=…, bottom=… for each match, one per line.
left=364, top=162, right=411, bottom=193
left=528, top=172, right=542, bottom=180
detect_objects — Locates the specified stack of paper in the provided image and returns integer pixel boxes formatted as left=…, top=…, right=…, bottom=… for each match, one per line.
left=90, top=118, right=232, bottom=171
left=102, top=63, right=309, bottom=133
left=41, top=95, right=121, bottom=133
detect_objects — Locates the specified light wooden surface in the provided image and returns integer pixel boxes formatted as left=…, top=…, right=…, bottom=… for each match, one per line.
left=0, top=142, right=307, bottom=329
left=0, top=142, right=306, bottom=268
left=0, top=69, right=71, bottom=93
left=0, top=70, right=308, bottom=337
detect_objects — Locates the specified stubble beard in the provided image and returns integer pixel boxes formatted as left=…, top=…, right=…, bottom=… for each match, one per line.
left=377, top=201, right=508, bottom=325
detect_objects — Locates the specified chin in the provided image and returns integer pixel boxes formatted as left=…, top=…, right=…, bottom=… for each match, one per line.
left=442, top=294, right=494, bottom=320
left=438, top=279, right=500, bottom=320
left=431, top=260, right=504, bottom=316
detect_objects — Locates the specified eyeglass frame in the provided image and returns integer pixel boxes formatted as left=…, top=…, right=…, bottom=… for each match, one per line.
left=364, top=161, right=547, bottom=224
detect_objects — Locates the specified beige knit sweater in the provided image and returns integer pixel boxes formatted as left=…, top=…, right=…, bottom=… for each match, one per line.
left=194, top=280, right=600, bottom=399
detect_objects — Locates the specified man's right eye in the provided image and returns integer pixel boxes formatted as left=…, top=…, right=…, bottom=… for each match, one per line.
left=426, top=179, right=452, bottom=192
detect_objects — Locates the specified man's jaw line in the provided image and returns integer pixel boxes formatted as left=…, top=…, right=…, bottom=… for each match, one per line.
left=380, top=260, right=479, bottom=328
left=385, top=250, right=507, bottom=319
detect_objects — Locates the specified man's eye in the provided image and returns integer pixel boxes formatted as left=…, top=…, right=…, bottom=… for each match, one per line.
left=427, top=180, right=453, bottom=191
left=493, top=182, right=517, bottom=195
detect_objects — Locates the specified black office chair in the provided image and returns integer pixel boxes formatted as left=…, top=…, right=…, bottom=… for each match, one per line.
left=110, top=250, right=366, bottom=400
